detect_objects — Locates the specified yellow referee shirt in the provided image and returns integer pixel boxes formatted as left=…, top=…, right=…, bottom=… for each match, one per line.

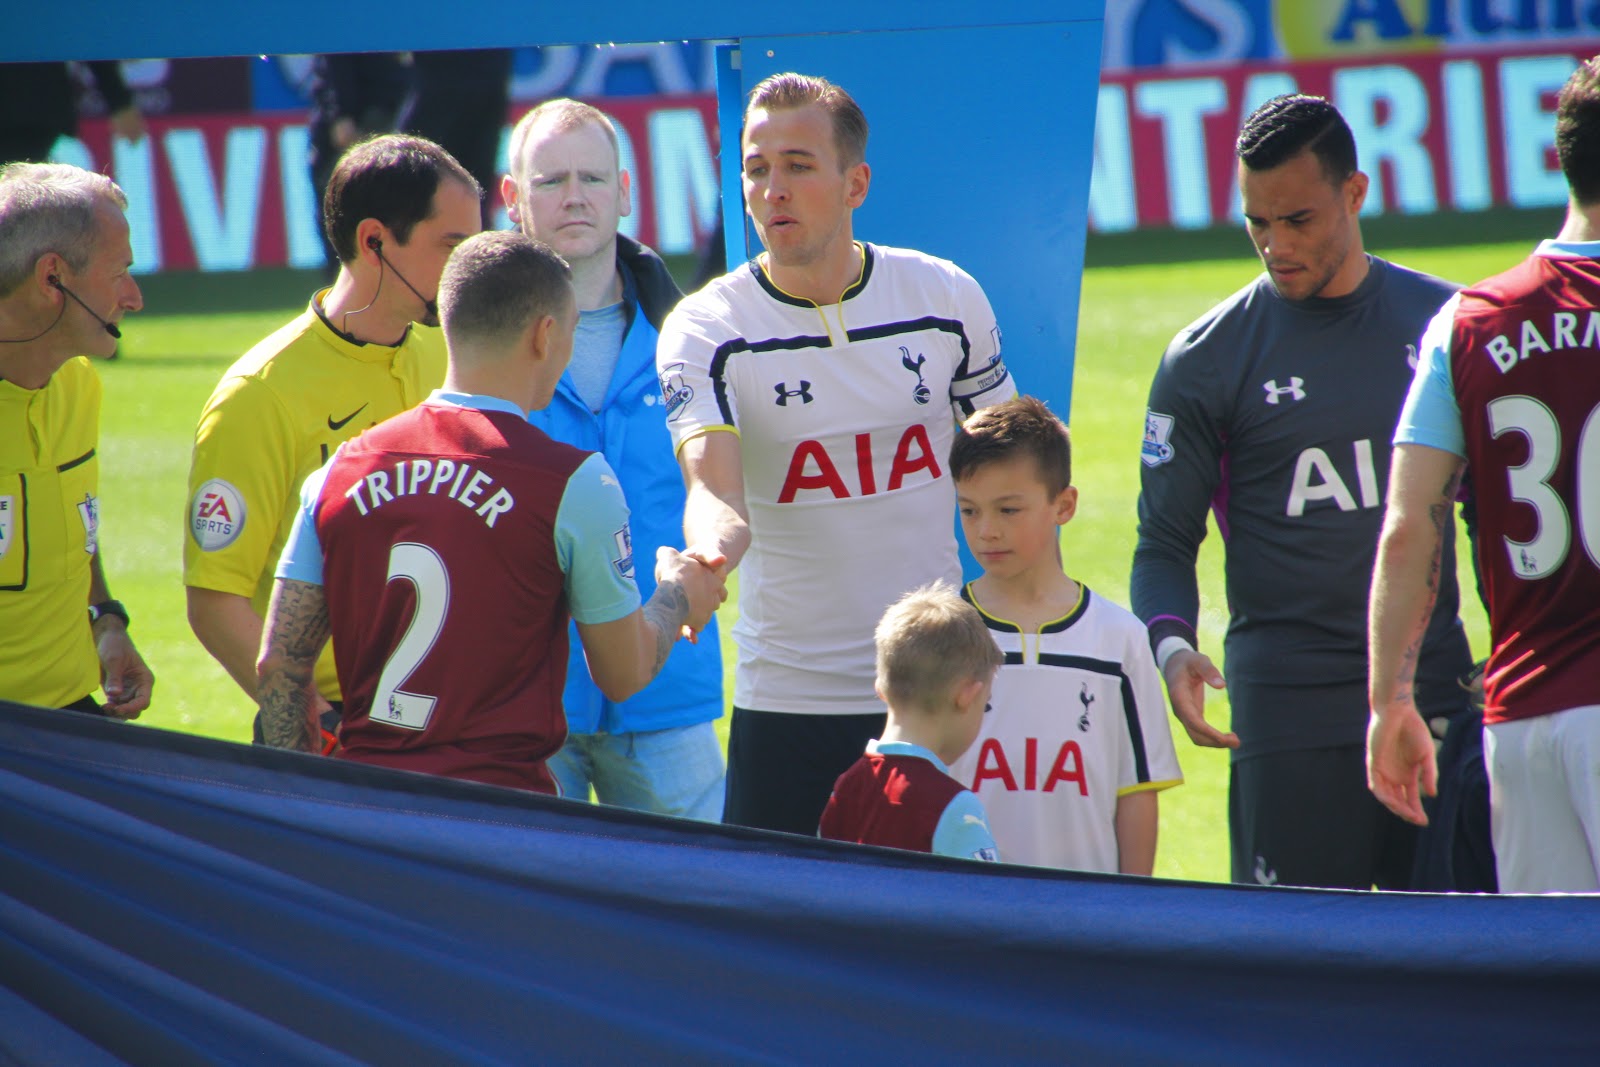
left=0, top=357, right=103, bottom=708
left=184, top=293, right=447, bottom=700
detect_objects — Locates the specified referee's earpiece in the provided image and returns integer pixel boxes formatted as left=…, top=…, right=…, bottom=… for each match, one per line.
left=364, top=232, right=439, bottom=322
left=33, top=272, right=119, bottom=339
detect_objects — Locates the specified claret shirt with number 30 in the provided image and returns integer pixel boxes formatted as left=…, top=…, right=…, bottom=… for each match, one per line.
left=1398, top=239, right=1600, bottom=726
left=657, top=243, right=1015, bottom=716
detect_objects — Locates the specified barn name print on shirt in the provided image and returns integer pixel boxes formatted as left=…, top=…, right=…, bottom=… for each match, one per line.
left=1485, top=309, right=1600, bottom=373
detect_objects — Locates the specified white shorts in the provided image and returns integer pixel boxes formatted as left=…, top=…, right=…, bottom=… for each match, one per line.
left=1484, top=704, right=1600, bottom=894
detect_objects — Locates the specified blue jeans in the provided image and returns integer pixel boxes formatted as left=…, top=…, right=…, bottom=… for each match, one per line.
left=548, top=722, right=725, bottom=822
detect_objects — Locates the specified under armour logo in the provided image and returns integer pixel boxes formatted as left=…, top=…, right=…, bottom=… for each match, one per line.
left=900, top=346, right=931, bottom=405
left=1078, top=685, right=1094, bottom=732
left=1263, top=377, right=1306, bottom=404
left=775, top=381, right=813, bottom=406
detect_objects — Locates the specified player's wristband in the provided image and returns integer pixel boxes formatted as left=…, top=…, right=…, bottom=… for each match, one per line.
left=88, top=599, right=130, bottom=630
left=1154, top=636, right=1194, bottom=673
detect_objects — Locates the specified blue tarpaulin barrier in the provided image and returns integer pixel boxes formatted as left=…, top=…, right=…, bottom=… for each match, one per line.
left=2, top=699, right=1597, bottom=1064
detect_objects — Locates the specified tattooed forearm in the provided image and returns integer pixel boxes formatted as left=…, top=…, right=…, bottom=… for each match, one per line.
left=272, top=580, right=332, bottom=662
left=642, top=577, right=689, bottom=676
left=1397, top=471, right=1464, bottom=696
left=259, top=660, right=319, bottom=751
left=257, top=580, right=331, bottom=752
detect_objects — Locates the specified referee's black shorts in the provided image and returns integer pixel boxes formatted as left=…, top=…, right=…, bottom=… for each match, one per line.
left=1229, top=743, right=1418, bottom=890
left=723, top=707, right=886, bottom=836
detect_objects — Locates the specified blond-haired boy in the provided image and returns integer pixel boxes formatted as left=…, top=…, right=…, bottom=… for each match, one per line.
left=819, top=583, right=1002, bottom=861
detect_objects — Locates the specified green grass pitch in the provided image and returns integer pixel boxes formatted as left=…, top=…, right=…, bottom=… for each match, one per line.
left=95, top=213, right=1545, bottom=881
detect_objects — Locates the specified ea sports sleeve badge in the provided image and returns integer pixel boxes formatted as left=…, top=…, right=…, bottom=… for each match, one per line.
left=190, top=478, right=247, bottom=551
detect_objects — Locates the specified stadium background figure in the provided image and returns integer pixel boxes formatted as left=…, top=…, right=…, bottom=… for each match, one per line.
left=306, top=53, right=409, bottom=272
left=0, top=62, right=146, bottom=166
left=404, top=49, right=514, bottom=230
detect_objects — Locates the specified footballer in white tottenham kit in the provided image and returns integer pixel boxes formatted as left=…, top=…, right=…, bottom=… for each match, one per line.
left=660, top=243, right=1009, bottom=712
left=659, top=72, right=1014, bottom=833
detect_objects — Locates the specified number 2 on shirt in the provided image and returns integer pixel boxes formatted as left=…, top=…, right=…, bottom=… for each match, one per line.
left=373, top=542, right=447, bottom=730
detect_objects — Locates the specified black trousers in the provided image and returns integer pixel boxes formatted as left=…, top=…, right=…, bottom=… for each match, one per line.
left=1229, top=743, right=1418, bottom=890
left=723, top=707, right=887, bottom=836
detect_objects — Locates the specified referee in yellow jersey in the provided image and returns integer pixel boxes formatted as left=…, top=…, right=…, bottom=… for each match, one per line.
left=0, top=163, right=151, bottom=717
left=184, top=135, right=482, bottom=742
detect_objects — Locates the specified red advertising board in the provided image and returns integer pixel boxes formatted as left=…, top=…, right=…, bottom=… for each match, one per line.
left=59, top=96, right=719, bottom=273
left=1092, top=43, right=1587, bottom=233
left=50, top=42, right=1595, bottom=269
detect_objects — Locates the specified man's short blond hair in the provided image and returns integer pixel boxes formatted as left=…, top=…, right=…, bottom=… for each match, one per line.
left=508, top=98, right=621, bottom=183
left=875, top=582, right=1001, bottom=713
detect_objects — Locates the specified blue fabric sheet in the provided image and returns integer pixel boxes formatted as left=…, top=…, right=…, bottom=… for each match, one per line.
left=2, top=699, right=1597, bottom=1065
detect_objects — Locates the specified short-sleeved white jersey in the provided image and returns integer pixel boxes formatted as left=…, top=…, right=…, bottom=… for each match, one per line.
left=658, top=244, right=1013, bottom=714
left=948, top=584, right=1183, bottom=873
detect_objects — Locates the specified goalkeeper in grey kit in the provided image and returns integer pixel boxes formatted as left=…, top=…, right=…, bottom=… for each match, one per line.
left=1130, top=94, right=1473, bottom=890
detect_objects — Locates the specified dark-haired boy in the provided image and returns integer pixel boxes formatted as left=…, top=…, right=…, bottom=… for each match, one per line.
left=1130, top=94, right=1474, bottom=889
left=186, top=134, right=482, bottom=742
left=820, top=582, right=1001, bottom=862
left=948, top=397, right=1182, bottom=874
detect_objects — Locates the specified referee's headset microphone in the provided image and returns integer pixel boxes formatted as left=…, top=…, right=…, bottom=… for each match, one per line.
left=0, top=275, right=120, bottom=344
left=366, top=235, right=439, bottom=321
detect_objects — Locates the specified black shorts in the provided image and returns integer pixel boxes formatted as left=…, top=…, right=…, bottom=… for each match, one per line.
left=1229, top=743, right=1417, bottom=890
left=60, top=695, right=109, bottom=716
left=723, top=707, right=886, bottom=836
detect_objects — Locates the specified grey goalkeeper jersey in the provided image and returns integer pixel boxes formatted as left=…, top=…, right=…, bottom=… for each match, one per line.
left=1131, top=256, right=1472, bottom=756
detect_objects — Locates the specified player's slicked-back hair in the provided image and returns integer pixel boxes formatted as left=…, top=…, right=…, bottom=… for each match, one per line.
left=949, top=395, right=1072, bottom=496
left=508, top=98, right=622, bottom=183
left=439, top=231, right=573, bottom=351
left=876, top=582, right=1002, bottom=714
left=744, top=72, right=869, bottom=168
left=1557, top=56, right=1600, bottom=205
left=0, top=163, right=127, bottom=297
left=324, top=134, right=481, bottom=264
left=1236, top=94, right=1358, bottom=185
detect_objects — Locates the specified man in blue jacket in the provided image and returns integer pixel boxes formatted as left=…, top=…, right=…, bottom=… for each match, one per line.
left=502, top=99, right=725, bottom=819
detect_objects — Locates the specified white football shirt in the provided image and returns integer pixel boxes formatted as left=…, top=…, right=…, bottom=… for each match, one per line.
left=947, top=584, right=1183, bottom=873
left=658, top=244, right=1014, bottom=714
